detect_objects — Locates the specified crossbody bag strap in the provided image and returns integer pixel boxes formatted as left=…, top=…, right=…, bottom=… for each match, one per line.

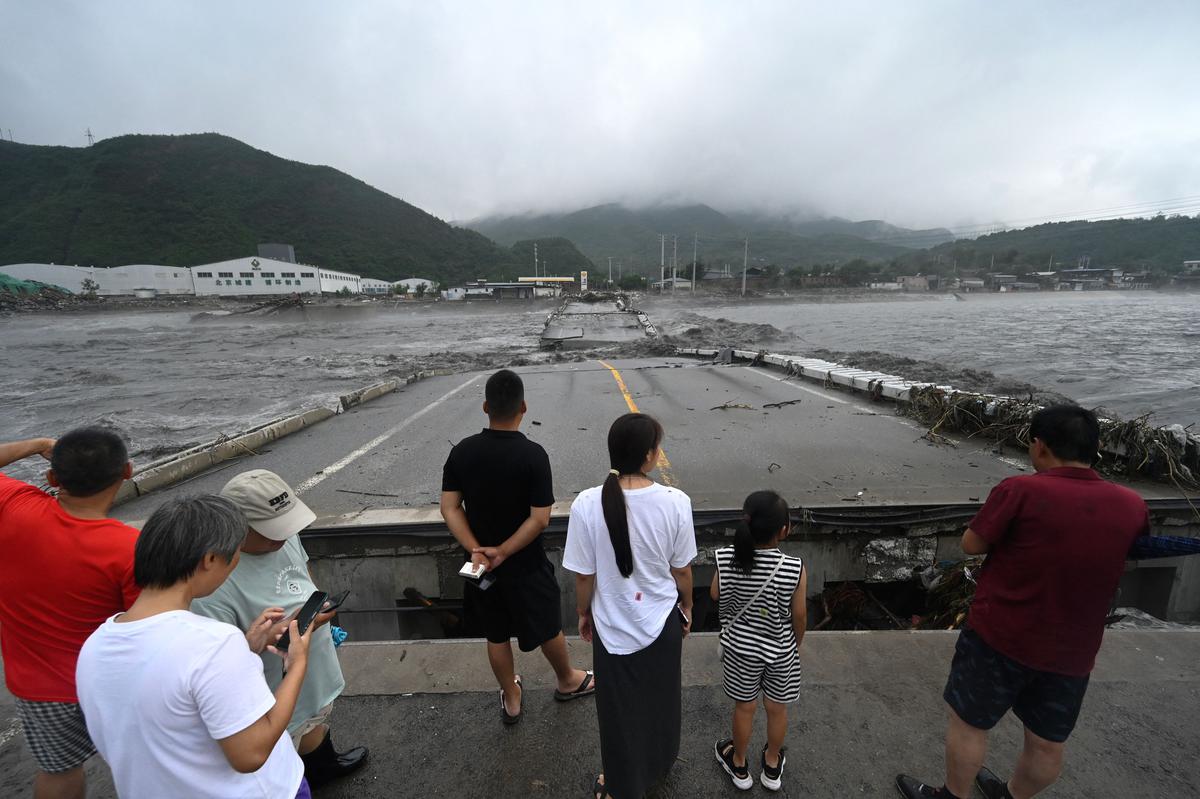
left=722, top=554, right=787, bottom=634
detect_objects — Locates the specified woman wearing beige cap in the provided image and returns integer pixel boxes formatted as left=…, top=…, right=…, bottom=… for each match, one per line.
left=192, top=468, right=369, bottom=787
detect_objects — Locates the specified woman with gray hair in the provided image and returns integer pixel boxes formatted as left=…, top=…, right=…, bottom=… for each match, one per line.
left=75, top=495, right=316, bottom=799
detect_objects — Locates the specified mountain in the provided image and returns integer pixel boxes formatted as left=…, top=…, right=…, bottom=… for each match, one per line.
left=0, top=133, right=517, bottom=285
left=723, top=211, right=955, bottom=248
left=466, top=203, right=926, bottom=274
left=898, top=215, right=1200, bottom=274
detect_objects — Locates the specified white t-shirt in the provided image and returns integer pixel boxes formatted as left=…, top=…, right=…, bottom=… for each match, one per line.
left=563, top=482, right=697, bottom=655
left=76, top=610, right=304, bottom=799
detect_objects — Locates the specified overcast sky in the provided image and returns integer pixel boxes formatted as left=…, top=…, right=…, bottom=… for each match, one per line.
left=3, top=1, right=1199, bottom=230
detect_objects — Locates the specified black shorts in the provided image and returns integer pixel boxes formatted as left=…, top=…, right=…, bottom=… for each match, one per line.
left=943, top=627, right=1090, bottom=744
left=464, top=556, right=562, bottom=652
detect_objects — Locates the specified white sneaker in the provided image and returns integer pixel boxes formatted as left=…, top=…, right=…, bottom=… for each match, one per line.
left=714, top=739, right=753, bottom=790
left=760, top=745, right=787, bottom=791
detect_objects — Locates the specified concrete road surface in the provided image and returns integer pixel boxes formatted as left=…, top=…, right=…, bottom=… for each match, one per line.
left=1, top=631, right=1196, bottom=798
left=115, top=357, right=1091, bottom=524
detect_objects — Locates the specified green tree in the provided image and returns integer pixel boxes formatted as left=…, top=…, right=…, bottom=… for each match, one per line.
left=415, top=283, right=427, bottom=299
left=836, top=258, right=873, bottom=285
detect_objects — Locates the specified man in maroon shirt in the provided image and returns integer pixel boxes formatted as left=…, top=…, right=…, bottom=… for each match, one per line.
left=897, top=405, right=1149, bottom=799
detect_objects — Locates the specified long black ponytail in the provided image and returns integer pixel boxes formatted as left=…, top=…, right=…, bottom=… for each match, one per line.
left=733, top=490, right=790, bottom=572
left=601, top=412, right=665, bottom=578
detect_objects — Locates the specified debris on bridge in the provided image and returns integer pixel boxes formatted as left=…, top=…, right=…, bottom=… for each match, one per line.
left=905, top=387, right=1200, bottom=490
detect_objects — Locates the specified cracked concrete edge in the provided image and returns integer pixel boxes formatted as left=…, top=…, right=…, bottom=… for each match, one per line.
left=112, top=368, right=459, bottom=508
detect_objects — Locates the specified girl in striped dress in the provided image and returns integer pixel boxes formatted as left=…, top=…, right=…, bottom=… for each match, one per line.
left=710, top=490, right=807, bottom=792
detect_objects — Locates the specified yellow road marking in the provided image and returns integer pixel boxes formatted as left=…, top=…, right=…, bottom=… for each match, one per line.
left=597, top=359, right=676, bottom=485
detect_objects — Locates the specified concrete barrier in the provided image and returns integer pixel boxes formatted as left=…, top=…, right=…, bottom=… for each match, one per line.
left=114, top=369, right=454, bottom=506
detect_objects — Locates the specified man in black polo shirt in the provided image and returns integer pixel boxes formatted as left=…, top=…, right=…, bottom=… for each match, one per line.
left=440, top=369, right=595, bottom=724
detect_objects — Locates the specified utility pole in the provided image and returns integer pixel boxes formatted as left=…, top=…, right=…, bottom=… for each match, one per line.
left=741, top=237, right=749, bottom=297
left=659, top=234, right=666, bottom=293
left=671, top=235, right=678, bottom=293
left=608, top=256, right=612, bottom=285
left=533, top=243, right=538, bottom=278
left=691, top=233, right=698, bottom=295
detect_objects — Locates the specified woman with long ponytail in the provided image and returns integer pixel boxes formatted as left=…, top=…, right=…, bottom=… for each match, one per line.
left=564, top=413, right=698, bottom=799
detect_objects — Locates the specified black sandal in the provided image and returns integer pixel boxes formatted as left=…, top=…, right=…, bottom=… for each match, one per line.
left=500, top=675, right=522, bottom=725
left=591, top=774, right=608, bottom=798
left=554, top=670, right=596, bottom=702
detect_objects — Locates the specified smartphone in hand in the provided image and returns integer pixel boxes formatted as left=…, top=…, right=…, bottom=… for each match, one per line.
left=275, top=591, right=329, bottom=652
left=323, top=589, right=350, bottom=612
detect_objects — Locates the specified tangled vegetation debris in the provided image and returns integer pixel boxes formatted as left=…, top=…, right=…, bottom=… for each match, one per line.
left=905, top=387, right=1200, bottom=490
left=915, top=559, right=983, bottom=630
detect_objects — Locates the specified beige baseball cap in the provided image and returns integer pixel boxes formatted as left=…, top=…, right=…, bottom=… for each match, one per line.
left=220, top=469, right=315, bottom=541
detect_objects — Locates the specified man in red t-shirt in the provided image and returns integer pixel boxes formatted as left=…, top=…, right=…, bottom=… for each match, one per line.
left=898, top=406, right=1149, bottom=799
left=0, top=429, right=139, bottom=799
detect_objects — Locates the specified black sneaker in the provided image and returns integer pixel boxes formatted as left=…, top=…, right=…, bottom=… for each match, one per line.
left=760, top=744, right=787, bottom=791
left=714, top=739, right=753, bottom=791
left=976, top=766, right=1009, bottom=799
left=895, top=774, right=944, bottom=798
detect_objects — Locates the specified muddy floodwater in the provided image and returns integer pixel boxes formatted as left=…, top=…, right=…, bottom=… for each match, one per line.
left=1, top=291, right=1196, bottom=485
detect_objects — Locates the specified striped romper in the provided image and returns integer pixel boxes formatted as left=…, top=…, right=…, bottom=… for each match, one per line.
left=715, top=547, right=804, bottom=703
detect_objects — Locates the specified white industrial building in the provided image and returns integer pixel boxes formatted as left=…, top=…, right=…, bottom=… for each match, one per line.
left=360, top=278, right=392, bottom=295
left=0, top=263, right=99, bottom=293
left=0, top=263, right=193, bottom=296
left=2, top=255, right=377, bottom=298
left=319, top=268, right=362, bottom=294
left=190, top=257, right=321, bottom=296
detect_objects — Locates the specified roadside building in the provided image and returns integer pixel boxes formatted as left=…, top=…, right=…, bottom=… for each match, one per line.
left=319, top=268, right=362, bottom=294
left=986, top=273, right=1018, bottom=290
left=651, top=277, right=693, bottom=290
left=441, top=287, right=467, bottom=301
left=191, top=257, right=320, bottom=296
left=360, top=278, right=392, bottom=295
left=1026, top=271, right=1059, bottom=289
left=1172, top=260, right=1200, bottom=289
left=1116, top=270, right=1151, bottom=289
left=459, top=279, right=535, bottom=299
left=1057, top=267, right=1113, bottom=291
left=518, top=276, right=574, bottom=297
